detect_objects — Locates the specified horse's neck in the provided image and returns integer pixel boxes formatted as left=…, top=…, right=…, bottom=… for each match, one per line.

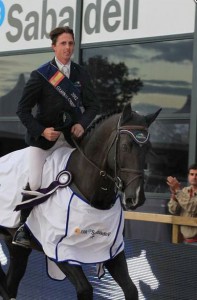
left=82, top=115, right=119, bottom=163
left=67, top=114, right=119, bottom=208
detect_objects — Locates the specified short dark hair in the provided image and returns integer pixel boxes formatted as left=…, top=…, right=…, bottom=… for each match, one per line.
left=188, top=163, right=197, bottom=172
left=49, top=26, right=74, bottom=45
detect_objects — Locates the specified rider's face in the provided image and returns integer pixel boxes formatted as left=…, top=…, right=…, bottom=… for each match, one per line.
left=52, top=33, right=75, bottom=65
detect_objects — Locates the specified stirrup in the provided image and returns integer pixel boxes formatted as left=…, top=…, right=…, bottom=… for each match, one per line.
left=12, top=225, right=31, bottom=248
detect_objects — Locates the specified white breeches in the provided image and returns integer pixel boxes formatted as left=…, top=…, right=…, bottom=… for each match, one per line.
left=28, top=134, right=71, bottom=190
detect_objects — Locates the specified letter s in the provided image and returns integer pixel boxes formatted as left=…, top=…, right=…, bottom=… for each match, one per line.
left=6, top=4, right=23, bottom=42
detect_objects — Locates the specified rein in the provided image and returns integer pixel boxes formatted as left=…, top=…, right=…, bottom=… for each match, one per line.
left=15, top=117, right=149, bottom=211
left=71, top=117, right=149, bottom=193
left=71, top=135, right=119, bottom=189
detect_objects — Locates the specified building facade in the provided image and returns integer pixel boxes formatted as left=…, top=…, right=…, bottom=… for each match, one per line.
left=0, top=0, right=197, bottom=199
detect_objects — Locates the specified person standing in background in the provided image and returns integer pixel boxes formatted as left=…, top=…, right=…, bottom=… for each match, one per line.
left=167, top=164, right=197, bottom=245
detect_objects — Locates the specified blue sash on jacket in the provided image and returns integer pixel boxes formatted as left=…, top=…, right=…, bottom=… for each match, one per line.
left=37, top=62, right=82, bottom=109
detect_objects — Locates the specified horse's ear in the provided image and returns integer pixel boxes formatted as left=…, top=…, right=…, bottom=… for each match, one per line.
left=121, top=103, right=132, bottom=124
left=145, top=108, right=162, bottom=127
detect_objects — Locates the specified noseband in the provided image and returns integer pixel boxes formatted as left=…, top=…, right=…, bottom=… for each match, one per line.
left=71, top=117, right=150, bottom=193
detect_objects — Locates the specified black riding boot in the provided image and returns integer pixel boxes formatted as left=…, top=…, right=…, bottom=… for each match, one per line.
left=12, top=184, right=33, bottom=248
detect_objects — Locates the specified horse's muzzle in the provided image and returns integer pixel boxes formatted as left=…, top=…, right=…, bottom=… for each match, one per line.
left=123, top=185, right=146, bottom=210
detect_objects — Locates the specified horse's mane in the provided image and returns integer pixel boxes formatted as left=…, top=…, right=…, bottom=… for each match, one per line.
left=83, top=109, right=121, bottom=138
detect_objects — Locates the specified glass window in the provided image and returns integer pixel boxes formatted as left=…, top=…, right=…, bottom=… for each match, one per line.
left=0, top=52, right=53, bottom=112
left=145, top=119, right=189, bottom=193
left=0, top=52, right=53, bottom=156
left=82, top=39, right=192, bottom=193
left=82, top=39, right=193, bottom=114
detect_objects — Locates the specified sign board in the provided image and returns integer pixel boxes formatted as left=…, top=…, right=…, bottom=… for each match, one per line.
left=0, top=0, right=77, bottom=52
left=82, top=0, right=196, bottom=43
left=0, top=0, right=195, bottom=53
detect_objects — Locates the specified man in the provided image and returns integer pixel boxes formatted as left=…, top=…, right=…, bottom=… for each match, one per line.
left=12, top=26, right=99, bottom=248
left=167, top=163, right=197, bottom=245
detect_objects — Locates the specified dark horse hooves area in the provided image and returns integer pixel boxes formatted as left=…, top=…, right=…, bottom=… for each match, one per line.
left=0, top=104, right=161, bottom=299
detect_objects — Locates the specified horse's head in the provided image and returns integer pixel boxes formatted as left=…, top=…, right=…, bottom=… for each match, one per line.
left=69, top=104, right=161, bottom=211
left=107, top=104, right=161, bottom=210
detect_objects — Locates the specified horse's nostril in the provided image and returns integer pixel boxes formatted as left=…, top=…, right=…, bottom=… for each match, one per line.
left=125, top=198, right=135, bottom=209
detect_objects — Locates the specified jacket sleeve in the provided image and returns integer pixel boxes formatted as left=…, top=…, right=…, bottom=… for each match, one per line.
left=16, top=71, right=45, bottom=138
left=168, top=197, right=181, bottom=215
left=175, top=187, right=197, bottom=215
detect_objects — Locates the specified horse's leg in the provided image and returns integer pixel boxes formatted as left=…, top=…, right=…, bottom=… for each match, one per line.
left=0, top=263, right=10, bottom=300
left=57, top=262, right=93, bottom=300
left=105, top=250, right=138, bottom=300
left=5, top=240, right=32, bottom=299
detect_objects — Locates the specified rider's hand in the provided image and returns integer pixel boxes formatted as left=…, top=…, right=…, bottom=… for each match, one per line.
left=41, top=127, right=61, bottom=141
left=71, top=124, right=84, bottom=138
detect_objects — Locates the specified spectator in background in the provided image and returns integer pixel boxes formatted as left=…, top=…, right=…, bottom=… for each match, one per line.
left=167, top=163, right=197, bottom=245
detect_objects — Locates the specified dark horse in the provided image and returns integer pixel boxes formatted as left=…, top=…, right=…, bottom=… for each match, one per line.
left=0, top=104, right=161, bottom=300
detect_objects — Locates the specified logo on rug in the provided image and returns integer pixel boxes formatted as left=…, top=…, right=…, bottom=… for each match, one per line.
left=74, top=227, right=111, bottom=239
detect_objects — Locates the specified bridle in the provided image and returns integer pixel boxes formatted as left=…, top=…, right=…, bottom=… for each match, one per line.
left=114, top=123, right=150, bottom=190
left=16, top=117, right=150, bottom=211
left=71, top=116, right=150, bottom=194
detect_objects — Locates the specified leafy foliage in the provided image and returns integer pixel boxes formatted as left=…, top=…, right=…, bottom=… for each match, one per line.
left=84, top=55, right=143, bottom=113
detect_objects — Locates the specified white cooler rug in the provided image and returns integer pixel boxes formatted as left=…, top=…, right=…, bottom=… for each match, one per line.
left=0, top=146, right=124, bottom=279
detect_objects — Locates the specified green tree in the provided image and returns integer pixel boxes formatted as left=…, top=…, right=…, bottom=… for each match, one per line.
left=84, top=55, right=143, bottom=113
